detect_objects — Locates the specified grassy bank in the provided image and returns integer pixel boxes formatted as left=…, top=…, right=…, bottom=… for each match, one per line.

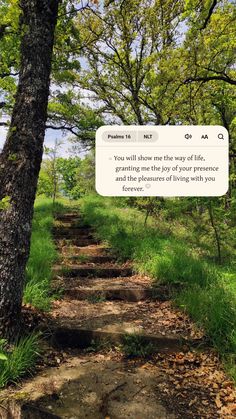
left=24, top=197, right=64, bottom=310
left=80, top=195, right=236, bottom=377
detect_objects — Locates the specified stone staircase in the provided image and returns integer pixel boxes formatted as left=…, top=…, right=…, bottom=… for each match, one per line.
left=50, top=213, right=204, bottom=353
left=2, top=212, right=231, bottom=419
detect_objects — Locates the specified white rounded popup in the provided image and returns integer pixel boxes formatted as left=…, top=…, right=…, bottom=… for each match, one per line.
left=96, top=126, right=229, bottom=197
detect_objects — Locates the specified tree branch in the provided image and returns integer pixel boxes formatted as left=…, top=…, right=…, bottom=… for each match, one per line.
left=58, top=2, right=90, bottom=18
left=46, top=124, right=77, bottom=135
left=185, top=75, right=236, bottom=86
left=200, top=0, right=218, bottom=30
left=0, top=71, right=19, bottom=79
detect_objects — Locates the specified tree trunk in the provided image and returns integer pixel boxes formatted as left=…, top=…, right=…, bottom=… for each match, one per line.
left=0, top=0, right=59, bottom=339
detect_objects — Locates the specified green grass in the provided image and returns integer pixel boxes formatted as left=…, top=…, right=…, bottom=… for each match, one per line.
left=175, top=285, right=236, bottom=353
left=80, top=195, right=236, bottom=360
left=0, top=334, right=41, bottom=388
left=24, top=197, right=65, bottom=310
left=84, top=338, right=112, bottom=353
left=80, top=196, right=220, bottom=285
left=87, top=294, right=106, bottom=304
left=121, top=333, right=156, bottom=357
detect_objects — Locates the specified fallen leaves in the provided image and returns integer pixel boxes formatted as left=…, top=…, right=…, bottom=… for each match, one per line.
left=189, top=396, right=197, bottom=407
left=21, top=303, right=48, bottom=331
left=215, top=394, right=222, bottom=409
left=152, top=350, right=236, bottom=418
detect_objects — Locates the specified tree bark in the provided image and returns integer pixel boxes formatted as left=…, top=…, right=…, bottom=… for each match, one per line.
left=0, top=0, right=59, bottom=339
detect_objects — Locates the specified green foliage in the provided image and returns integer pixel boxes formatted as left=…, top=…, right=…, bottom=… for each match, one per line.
left=37, top=153, right=96, bottom=199
left=0, top=196, right=10, bottom=211
left=0, top=340, right=8, bottom=362
left=138, top=243, right=218, bottom=287
left=75, top=0, right=185, bottom=125
left=0, top=0, right=235, bottom=154
left=72, top=0, right=235, bottom=140
left=24, top=198, right=63, bottom=310
left=121, top=333, right=156, bottom=358
left=0, top=333, right=40, bottom=388
left=84, top=339, right=111, bottom=353
left=0, top=0, right=21, bottom=110
left=47, top=97, right=104, bottom=148
left=8, top=153, right=17, bottom=161
left=76, top=152, right=96, bottom=195
left=87, top=294, right=106, bottom=304
left=225, top=354, right=236, bottom=383
left=0, top=0, right=104, bottom=146
left=74, top=254, right=89, bottom=263
left=176, top=285, right=236, bottom=353
left=37, top=164, right=55, bottom=198
left=56, top=156, right=82, bottom=199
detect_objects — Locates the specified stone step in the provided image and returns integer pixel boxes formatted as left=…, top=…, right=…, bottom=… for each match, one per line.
left=22, top=404, right=60, bottom=419
left=53, top=226, right=92, bottom=234
left=49, top=299, right=205, bottom=352
left=62, top=284, right=171, bottom=302
left=56, top=238, right=100, bottom=247
left=53, top=275, right=171, bottom=301
left=60, top=244, right=110, bottom=257
left=64, top=255, right=116, bottom=264
left=51, top=326, right=204, bottom=352
left=54, top=231, right=94, bottom=240
left=53, top=266, right=133, bottom=278
left=2, top=355, right=185, bottom=419
left=55, top=215, right=80, bottom=222
left=64, top=287, right=152, bottom=302
left=54, top=274, right=150, bottom=300
left=0, top=402, right=60, bottom=419
left=54, top=216, right=82, bottom=226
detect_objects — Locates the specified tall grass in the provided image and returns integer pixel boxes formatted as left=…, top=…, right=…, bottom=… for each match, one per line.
left=0, top=334, right=41, bottom=388
left=24, top=198, right=64, bottom=310
left=80, top=195, right=236, bottom=359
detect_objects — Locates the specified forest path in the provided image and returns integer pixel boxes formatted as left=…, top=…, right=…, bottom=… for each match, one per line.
left=1, top=211, right=236, bottom=418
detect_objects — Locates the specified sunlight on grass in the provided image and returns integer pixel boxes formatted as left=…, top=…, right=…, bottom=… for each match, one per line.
left=0, top=334, right=41, bottom=388
left=24, top=197, right=65, bottom=310
left=80, top=195, right=236, bottom=359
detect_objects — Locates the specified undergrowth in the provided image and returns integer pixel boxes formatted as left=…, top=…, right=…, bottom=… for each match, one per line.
left=80, top=195, right=236, bottom=377
left=87, top=294, right=106, bottom=304
left=24, top=197, right=65, bottom=310
left=0, top=333, right=41, bottom=388
left=121, top=333, right=156, bottom=357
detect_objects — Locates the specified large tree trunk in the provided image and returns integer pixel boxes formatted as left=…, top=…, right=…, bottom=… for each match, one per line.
left=0, top=0, right=59, bottom=339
